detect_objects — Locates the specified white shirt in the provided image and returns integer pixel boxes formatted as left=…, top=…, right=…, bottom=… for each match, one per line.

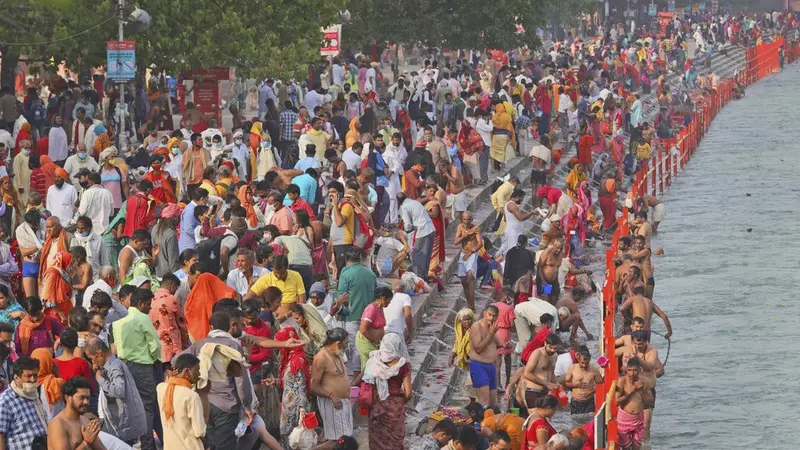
left=304, top=90, right=325, bottom=111
left=77, top=185, right=114, bottom=234
left=558, top=93, right=574, bottom=113
left=82, top=278, right=114, bottom=309
left=475, top=118, right=493, bottom=146
left=384, top=292, right=412, bottom=335
left=48, top=126, right=69, bottom=161
left=399, top=198, right=435, bottom=239
left=64, top=154, right=100, bottom=185
left=332, top=64, right=344, bottom=86
left=375, top=236, right=404, bottom=275
left=226, top=266, right=270, bottom=297
left=342, top=149, right=362, bottom=172
left=46, top=183, right=78, bottom=224
left=554, top=352, right=575, bottom=379
left=70, top=233, right=108, bottom=277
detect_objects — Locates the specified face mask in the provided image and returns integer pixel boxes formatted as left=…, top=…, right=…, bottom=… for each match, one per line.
left=253, top=195, right=261, bottom=203
left=77, top=152, right=87, bottom=160
left=264, top=232, right=272, bottom=241
left=107, top=158, right=116, bottom=165
left=152, top=164, right=161, bottom=171
left=22, top=382, right=38, bottom=396
left=213, top=142, right=222, bottom=149
left=172, top=147, right=180, bottom=155
left=262, top=141, right=271, bottom=148
left=55, top=181, right=64, bottom=188
left=79, top=181, right=90, bottom=189
left=79, top=231, right=91, bottom=238
left=425, top=135, right=434, bottom=142
left=22, top=148, right=31, bottom=156
left=234, top=139, right=243, bottom=145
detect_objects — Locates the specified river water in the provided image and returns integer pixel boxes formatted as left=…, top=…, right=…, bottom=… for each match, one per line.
left=648, top=67, right=800, bottom=448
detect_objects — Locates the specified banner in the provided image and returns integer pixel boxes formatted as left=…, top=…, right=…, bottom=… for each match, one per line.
left=648, top=4, right=657, bottom=16
left=668, top=0, right=675, bottom=12
left=107, top=41, right=136, bottom=81
left=320, top=25, right=342, bottom=56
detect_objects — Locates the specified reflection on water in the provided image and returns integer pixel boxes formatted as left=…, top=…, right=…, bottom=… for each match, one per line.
left=648, top=67, right=800, bottom=449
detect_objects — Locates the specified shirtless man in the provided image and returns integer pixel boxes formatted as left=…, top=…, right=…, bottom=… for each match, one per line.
left=615, top=358, right=650, bottom=450
left=630, top=235, right=655, bottom=299
left=536, top=240, right=564, bottom=305
left=629, top=210, right=653, bottom=249
left=563, top=349, right=603, bottom=415
left=48, top=377, right=106, bottom=450
left=310, top=327, right=354, bottom=441
left=440, top=160, right=466, bottom=220
left=615, top=316, right=646, bottom=350
left=616, top=331, right=663, bottom=442
left=469, top=305, right=502, bottom=406
left=555, top=286, right=594, bottom=341
left=454, top=211, right=483, bottom=310
left=636, top=196, right=664, bottom=232
left=620, top=285, right=672, bottom=340
left=522, top=333, right=561, bottom=411
left=529, top=135, right=551, bottom=208
left=117, top=228, right=151, bottom=284
left=264, top=168, right=303, bottom=191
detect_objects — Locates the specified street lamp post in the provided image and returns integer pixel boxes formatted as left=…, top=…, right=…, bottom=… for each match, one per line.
left=117, top=0, right=127, bottom=153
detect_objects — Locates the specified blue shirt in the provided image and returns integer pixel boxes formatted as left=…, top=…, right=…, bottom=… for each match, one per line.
left=294, top=157, right=320, bottom=172
left=178, top=201, right=199, bottom=252
left=282, top=174, right=317, bottom=206
left=0, top=387, right=48, bottom=449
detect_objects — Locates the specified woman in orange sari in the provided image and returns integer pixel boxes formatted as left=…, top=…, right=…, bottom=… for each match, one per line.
left=237, top=185, right=259, bottom=228
left=143, top=155, right=177, bottom=204
left=423, top=184, right=446, bottom=282
left=184, top=273, right=237, bottom=341
left=40, top=155, right=59, bottom=192
left=40, top=251, right=73, bottom=325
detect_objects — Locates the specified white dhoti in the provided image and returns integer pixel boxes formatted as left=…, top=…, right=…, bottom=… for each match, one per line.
left=318, top=396, right=354, bottom=440
left=447, top=191, right=469, bottom=220
left=651, top=203, right=665, bottom=223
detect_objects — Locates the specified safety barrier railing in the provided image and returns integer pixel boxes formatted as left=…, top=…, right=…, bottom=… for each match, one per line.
left=593, top=35, right=793, bottom=450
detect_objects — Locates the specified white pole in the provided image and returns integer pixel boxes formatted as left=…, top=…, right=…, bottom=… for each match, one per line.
left=118, top=0, right=127, bottom=153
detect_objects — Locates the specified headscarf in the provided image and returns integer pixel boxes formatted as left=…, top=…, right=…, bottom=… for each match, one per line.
left=345, top=118, right=360, bottom=149
left=99, top=146, right=118, bottom=163
left=237, top=185, right=259, bottom=227
left=184, top=273, right=238, bottom=341
left=362, top=333, right=407, bottom=401
left=492, top=104, right=514, bottom=132
left=17, top=314, right=46, bottom=355
left=453, top=308, right=474, bottom=371
left=40, top=155, right=59, bottom=188
left=160, top=203, right=181, bottom=219
left=167, top=137, right=181, bottom=152
left=0, top=176, right=16, bottom=205
left=162, top=376, right=194, bottom=423
left=94, top=124, right=107, bottom=136
left=343, top=188, right=374, bottom=228
left=31, top=348, right=64, bottom=406
left=576, top=180, right=592, bottom=215
left=274, top=327, right=309, bottom=389
left=605, top=179, right=616, bottom=196
left=249, top=122, right=263, bottom=150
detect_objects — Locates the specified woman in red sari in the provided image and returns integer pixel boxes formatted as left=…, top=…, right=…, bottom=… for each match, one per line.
left=523, top=395, right=558, bottom=449
left=143, top=155, right=176, bottom=204
left=576, top=123, right=594, bottom=173
left=598, top=178, right=618, bottom=231
left=423, top=184, right=446, bottom=282
left=40, top=251, right=72, bottom=325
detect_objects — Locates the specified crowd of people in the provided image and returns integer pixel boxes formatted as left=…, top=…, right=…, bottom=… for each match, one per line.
left=0, top=8, right=794, bottom=450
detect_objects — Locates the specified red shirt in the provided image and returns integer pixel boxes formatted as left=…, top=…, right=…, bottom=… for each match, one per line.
left=521, top=327, right=551, bottom=364
left=30, top=168, right=47, bottom=199
left=123, top=192, right=155, bottom=238
left=524, top=417, right=556, bottom=448
left=243, top=319, right=272, bottom=374
left=537, top=186, right=562, bottom=206
left=290, top=198, right=317, bottom=221
left=54, top=356, right=96, bottom=391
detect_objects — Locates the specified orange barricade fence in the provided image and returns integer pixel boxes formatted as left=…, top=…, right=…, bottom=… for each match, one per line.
left=593, top=36, right=790, bottom=450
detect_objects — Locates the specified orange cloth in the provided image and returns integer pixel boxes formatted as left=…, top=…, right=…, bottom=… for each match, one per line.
left=31, top=348, right=64, bottom=405
left=237, top=185, right=258, bottom=227
left=93, top=133, right=111, bottom=159
left=16, top=315, right=46, bottom=355
left=40, top=251, right=73, bottom=325
left=144, top=170, right=177, bottom=204
left=40, top=155, right=59, bottom=191
left=38, top=230, right=69, bottom=283
left=162, top=376, right=194, bottom=423
left=184, top=273, right=237, bottom=341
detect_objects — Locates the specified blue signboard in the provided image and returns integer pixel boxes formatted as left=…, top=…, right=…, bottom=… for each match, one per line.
left=107, top=41, right=136, bottom=81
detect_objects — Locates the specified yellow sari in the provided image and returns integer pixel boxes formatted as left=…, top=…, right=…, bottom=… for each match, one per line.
left=490, top=104, right=515, bottom=163
left=565, top=165, right=588, bottom=200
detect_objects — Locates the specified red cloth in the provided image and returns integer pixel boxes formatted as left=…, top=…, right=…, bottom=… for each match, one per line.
left=537, top=186, right=562, bottom=205
left=184, top=273, right=237, bottom=341
left=14, top=130, right=31, bottom=156
left=30, top=169, right=47, bottom=199
left=521, top=327, right=551, bottom=365
left=524, top=417, right=556, bottom=447
left=274, top=327, right=309, bottom=389
left=123, top=192, right=154, bottom=238
left=577, top=135, right=594, bottom=165
left=54, top=357, right=96, bottom=390
left=243, top=319, right=272, bottom=374
left=598, top=196, right=617, bottom=229
left=289, top=198, right=317, bottom=221
left=36, top=137, right=48, bottom=156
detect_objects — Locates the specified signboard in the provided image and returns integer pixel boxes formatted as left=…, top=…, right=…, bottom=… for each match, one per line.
left=194, top=81, right=222, bottom=126
left=648, top=4, right=658, bottom=16
left=185, top=67, right=232, bottom=81
left=107, top=41, right=135, bottom=81
left=691, top=3, right=700, bottom=13
left=668, top=0, right=675, bottom=12
left=320, top=25, right=342, bottom=56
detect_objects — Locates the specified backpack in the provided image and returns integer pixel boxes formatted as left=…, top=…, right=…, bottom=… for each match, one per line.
left=196, top=230, right=238, bottom=275
left=623, top=153, right=637, bottom=176
left=32, top=99, right=46, bottom=122
left=341, top=201, right=374, bottom=251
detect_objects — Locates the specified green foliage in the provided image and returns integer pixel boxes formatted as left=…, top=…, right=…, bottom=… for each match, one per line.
left=0, top=0, right=346, bottom=82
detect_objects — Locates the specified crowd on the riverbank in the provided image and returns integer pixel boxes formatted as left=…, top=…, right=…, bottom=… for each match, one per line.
left=0, top=9, right=794, bottom=450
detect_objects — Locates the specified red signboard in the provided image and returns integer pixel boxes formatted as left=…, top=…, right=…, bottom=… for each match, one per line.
left=320, top=26, right=341, bottom=56
left=184, top=67, right=232, bottom=81
left=194, top=80, right=222, bottom=126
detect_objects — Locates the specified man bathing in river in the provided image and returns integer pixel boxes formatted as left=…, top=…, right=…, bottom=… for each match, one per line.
left=620, top=285, right=673, bottom=340
left=615, top=316, right=647, bottom=350
left=556, top=286, right=594, bottom=341
left=616, top=358, right=650, bottom=450
left=616, top=330, right=663, bottom=443
left=563, top=348, right=603, bottom=415
left=636, top=196, right=665, bottom=233
left=469, top=305, right=504, bottom=406
left=536, top=240, right=564, bottom=305
left=630, top=210, right=653, bottom=249
left=629, top=235, right=655, bottom=298
left=522, top=333, right=561, bottom=411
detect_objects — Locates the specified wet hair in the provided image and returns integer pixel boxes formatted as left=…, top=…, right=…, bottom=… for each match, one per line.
left=635, top=210, right=648, bottom=219
left=323, top=327, right=349, bottom=346
left=539, top=313, right=554, bottom=325
left=545, top=333, right=561, bottom=346
left=490, top=430, right=511, bottom=444
left=627, top=357, right=641, bottom=368
left=432, top=418, right=457, bottom=436
left=174, top=353, right=201, bottom=372
left=484, top=304, right=499, bottom=315
left=534, top=394, right=559, bottom=409
left=629, top=265, right=642, bottom=279
left=452, top=424, right=480, bottom=446
left=619, top=236, right=632, bottom=247
left=631, top=330, right=650, bottom=343
left=62, top=376, right=92, bottom=397
left=632, top=316, right=646, bottom=325
left=375, top=286, right=393, bottom=300
left=572, top=286, right=587, bottom=298
left=632, top=285, right=645, bottom=295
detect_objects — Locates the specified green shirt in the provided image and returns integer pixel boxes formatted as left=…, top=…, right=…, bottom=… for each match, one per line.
left=112, top=307, right=162, bottom=365
left=337, top=263, right=376, bottom=322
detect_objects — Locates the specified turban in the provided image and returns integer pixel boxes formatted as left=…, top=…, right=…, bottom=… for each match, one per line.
left=54, top=167, right=68, bottom=179
left=94, top=124, right=107, bottom=136
left=161, top=203, right=181, bottom=219
left=99, top=146, right=118, bottom=162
